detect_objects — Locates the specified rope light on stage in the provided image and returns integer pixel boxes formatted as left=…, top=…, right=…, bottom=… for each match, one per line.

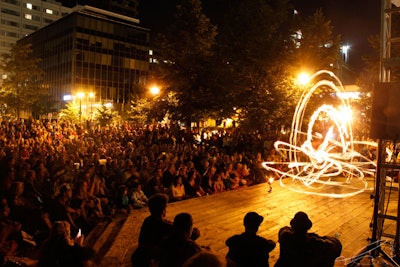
left=262, top=70, right=379, bottom=198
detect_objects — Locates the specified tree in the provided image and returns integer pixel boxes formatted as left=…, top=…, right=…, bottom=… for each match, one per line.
left=280, top=9, right=342, bottom=131
left=126, top=95, right=153, bottom=124
left=154, top=0, right=218, bottom=129
left=0, top=43, right=46, bottom=119
left=215, top=0, right=294, bottom=131
left=58, top=102, right=80, bottom=123
left=95, top=103, right=117, bottom=127
left=290, top=9, right=341, bottom=74
left=353, top=35, right=380, bottom=138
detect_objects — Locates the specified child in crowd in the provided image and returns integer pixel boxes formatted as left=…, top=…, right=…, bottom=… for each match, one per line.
left=213, top=173, right=226, bottom=193
left=131, top=182, right=148, bottom=209
left=115, top=185, right=132, bottom=214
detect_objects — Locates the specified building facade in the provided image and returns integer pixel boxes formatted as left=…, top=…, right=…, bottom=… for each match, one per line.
left=19, top=5, right=150, bottom=112
left=0, top=0, right=71, bottom=60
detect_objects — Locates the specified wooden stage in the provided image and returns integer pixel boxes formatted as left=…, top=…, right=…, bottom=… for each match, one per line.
left=99, top=179, right=382, bottom=267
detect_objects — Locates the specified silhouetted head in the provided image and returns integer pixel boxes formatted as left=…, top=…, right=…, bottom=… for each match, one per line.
left=174, top=213, right=193, bottom=236
left=148, top=193, right=169, bottom=216
left=290, top=211, right=312, bottom=233
left=244, top=211, right=263, bottom=230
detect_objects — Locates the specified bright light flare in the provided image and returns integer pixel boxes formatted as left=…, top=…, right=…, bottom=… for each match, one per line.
left=150, top=86, right=160, bottom=95
left=297, top=73, right=311, bottom=85
left=77, top=92, right=84, bottom=99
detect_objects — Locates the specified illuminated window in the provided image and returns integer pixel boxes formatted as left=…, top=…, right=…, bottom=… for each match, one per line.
left=45, top=9, right=53, bottom=14
left=26, top=3, right=32, bottom=9
left=24, top=13, right=32, bottom=20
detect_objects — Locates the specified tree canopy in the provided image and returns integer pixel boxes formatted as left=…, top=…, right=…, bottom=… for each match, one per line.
left=149, top=0, right=342, bottom=131
left=153, top=0, right=218, bottom=128
left=0, top=43, right=47, bottom=119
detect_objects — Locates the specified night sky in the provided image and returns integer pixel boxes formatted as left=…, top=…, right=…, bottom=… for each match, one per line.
left=138, top=0, right=381, bottom=72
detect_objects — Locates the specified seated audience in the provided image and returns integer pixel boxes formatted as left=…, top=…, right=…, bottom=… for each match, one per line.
left=37, top=220, right=95, bottom=267
left=114, top=185, right=132, bottom=214
left=130, top=182, right=148, bottom=209
left=159, top=213, right=202, bottom=267
left=170, top=176, right=186, bottom=202
left=183, top=250, right=227, bottom=267
left=226, top=211, right=276, bottom=267
left=274, top=211, right=342, bottom=267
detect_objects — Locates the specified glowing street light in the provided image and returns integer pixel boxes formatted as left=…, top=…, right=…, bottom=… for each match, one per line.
left=341, top=45, right=350, bottom=63
left=297, top=72, right=311, bottom=86
left=149, top=86, right=160, bottom=96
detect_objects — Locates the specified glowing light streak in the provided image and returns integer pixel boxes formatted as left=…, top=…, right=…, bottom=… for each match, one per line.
left=335, top=240, right=392, bottom=266
left=262, top=70, right=377, bottom=198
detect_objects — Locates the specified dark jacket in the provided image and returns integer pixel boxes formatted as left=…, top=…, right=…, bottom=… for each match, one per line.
left=274, top=226, right=342, bottom=267
left=226, top=232, right=276, bottom=267
left=38, top=239, right=95, bottom=267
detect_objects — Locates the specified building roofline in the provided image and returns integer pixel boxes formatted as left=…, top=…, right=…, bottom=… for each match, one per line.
left=73, top=5, right=140, bottom=25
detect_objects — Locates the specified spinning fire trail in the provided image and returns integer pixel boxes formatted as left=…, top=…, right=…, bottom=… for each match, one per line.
left=262, top=70, right=379, bottom=198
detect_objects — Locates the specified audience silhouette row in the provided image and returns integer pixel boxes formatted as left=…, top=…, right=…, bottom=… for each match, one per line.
left=132, top=193, right=342, bottom=267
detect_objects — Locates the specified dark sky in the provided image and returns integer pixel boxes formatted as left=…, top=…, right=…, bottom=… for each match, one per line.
left=292, top=0, right=381, bottom=70
left=138, top=0, right=381, bottom=71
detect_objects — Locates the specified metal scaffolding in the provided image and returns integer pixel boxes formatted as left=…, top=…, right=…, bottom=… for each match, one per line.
left=369, top=1, right=400, bottom=265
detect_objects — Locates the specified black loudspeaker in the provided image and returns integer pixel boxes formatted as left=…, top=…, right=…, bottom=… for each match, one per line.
left=370, top=82, right=400, bottom=140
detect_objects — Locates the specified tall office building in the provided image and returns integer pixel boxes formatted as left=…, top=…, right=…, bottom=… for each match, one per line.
left=19, top=5, right=150, bottom=112
left=0, top=0, right=71, bottom=59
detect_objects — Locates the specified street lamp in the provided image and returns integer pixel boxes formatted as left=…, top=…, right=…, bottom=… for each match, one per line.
left=297, top=72, right=310, bottom=86
left=149, top=85, right=160, bottom=96
left=89, top=92, right=95, bottom=120
left=77, top=92, right=84, bottom=121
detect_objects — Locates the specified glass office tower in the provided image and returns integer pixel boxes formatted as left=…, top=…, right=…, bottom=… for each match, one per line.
left=20, top=5, right=150, bottom=111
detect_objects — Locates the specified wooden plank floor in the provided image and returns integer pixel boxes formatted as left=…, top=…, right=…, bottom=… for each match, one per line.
left=103, top=180, right=380, bottom=267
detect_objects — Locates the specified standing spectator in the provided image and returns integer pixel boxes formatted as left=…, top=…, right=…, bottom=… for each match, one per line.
left=274, top=211, right=342, bottom=267
left=226, top=211, right=276, bottom=267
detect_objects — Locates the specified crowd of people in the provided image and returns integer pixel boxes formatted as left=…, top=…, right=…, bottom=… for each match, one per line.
left=0, top=118, right=284, bottom=266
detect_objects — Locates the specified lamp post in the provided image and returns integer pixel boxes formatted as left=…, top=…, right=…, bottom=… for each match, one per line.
left=77, top=92, right=84, bottom=122
left=89, top=92, right=95, bottom=120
